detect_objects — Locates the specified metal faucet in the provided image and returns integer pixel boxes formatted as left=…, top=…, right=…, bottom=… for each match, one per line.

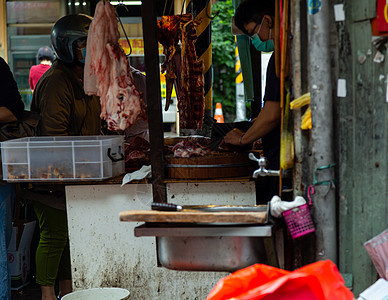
left=249, top=153, right=280, bottom=178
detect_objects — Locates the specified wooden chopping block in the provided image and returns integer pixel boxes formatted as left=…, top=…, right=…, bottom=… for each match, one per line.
left=119, top=210, right=267, bottom=224
left=166, top=152, right=257, bottom=179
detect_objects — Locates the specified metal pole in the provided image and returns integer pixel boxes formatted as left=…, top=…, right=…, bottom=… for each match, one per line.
left=291, top=0, right=304, bottom=197
left=307, top=0, right=337, bottom=262
left=235, top=38, right=247, bottom=122
left=291, top=1, right=309, bottom=193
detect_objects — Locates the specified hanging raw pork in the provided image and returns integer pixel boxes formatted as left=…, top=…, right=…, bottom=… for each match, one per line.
left=157, top=14, right=205, bottom=130
left=84, top=0, right=146, bottom=131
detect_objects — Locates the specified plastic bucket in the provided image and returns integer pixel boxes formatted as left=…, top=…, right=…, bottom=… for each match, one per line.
left=61, top=288, right=130, bottom=300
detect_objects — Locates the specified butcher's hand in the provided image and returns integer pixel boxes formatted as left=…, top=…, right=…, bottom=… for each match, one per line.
left=224, top=128, right=245, bottom=146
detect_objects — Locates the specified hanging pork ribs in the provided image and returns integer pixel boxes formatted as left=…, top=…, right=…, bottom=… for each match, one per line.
left=157, top=13, right=205, bottom=130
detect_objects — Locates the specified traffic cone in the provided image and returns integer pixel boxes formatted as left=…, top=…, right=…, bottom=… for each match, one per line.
left=214, top=102, right=224, bottom=123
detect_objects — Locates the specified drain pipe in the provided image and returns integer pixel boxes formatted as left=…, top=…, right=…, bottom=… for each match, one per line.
left=307, top=1, right=337, bottom=263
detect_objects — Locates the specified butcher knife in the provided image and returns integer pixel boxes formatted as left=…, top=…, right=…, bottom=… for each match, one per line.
left=151, top=202, right=267, bottom=212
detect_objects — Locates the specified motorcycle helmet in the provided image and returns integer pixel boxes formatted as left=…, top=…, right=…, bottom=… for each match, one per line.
left=51, top=14, right=92, bottom=64
left=37, top=46, right=55, bottom=62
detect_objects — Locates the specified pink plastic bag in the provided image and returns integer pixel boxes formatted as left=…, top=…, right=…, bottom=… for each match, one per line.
left=206, top=260, right=354, bottom=300
left=364, top=228, right=388, bottom=280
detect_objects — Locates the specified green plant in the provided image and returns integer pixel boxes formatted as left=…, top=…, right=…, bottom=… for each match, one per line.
left=212, top=0, right=237, bottom=122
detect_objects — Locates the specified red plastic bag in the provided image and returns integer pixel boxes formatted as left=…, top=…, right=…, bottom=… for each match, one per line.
left=206, top=260, right=354, bottom=300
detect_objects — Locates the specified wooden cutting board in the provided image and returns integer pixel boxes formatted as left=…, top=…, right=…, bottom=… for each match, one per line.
left=166, top=152, right=257, bottom=179
left=119, top=210, right=267, bottom=224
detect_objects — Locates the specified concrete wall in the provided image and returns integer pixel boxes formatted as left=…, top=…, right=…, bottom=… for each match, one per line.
left=66, top=182, right=256, bottom=299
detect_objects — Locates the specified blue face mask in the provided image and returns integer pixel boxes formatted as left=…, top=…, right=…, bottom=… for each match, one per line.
left=251, top=34, right=275, bottom=52
left=79, top=47, right=86, bottom=64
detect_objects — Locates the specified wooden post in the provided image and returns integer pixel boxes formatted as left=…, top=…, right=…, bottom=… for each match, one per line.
left=141, top=0, right=167, bottom=203
left=0, top=0, right=7, bottom=60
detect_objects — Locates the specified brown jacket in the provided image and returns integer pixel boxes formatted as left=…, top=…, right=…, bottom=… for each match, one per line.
left=31, top=60, right=101, bottom=136
left=29, top=60, right=101, bottom=210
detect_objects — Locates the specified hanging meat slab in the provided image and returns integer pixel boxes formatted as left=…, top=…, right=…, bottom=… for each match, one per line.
left=157, top=14, right=205, bottom=130
left=85, top=0, right=146, bottom=131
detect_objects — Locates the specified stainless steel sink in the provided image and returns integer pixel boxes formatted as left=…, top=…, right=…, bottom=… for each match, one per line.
left=135, top=225, right=273, bottom=272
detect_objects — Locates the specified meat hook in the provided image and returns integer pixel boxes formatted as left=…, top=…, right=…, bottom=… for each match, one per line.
left=115, top=8, right=132, bottom=56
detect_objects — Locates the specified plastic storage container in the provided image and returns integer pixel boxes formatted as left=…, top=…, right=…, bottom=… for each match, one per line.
left=1, top=136, right=125, bottom=182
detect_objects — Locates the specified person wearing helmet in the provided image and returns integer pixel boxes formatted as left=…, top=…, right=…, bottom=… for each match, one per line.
left=28, top=46, right=55, bottom=92
left=29, top=14, right=101, bottom=300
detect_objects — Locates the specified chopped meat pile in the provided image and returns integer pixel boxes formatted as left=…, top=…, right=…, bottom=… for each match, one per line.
left=125, top=136, right=150, bottom=169
left=172, top=139, right=210, bottom=158
left=125, top=136, right=212, bottom=170
left=85, top=0, right=146, bottom=131
left=126, top=150, right=147, bottom=161
left=157, top=14, right=205, bottom=130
